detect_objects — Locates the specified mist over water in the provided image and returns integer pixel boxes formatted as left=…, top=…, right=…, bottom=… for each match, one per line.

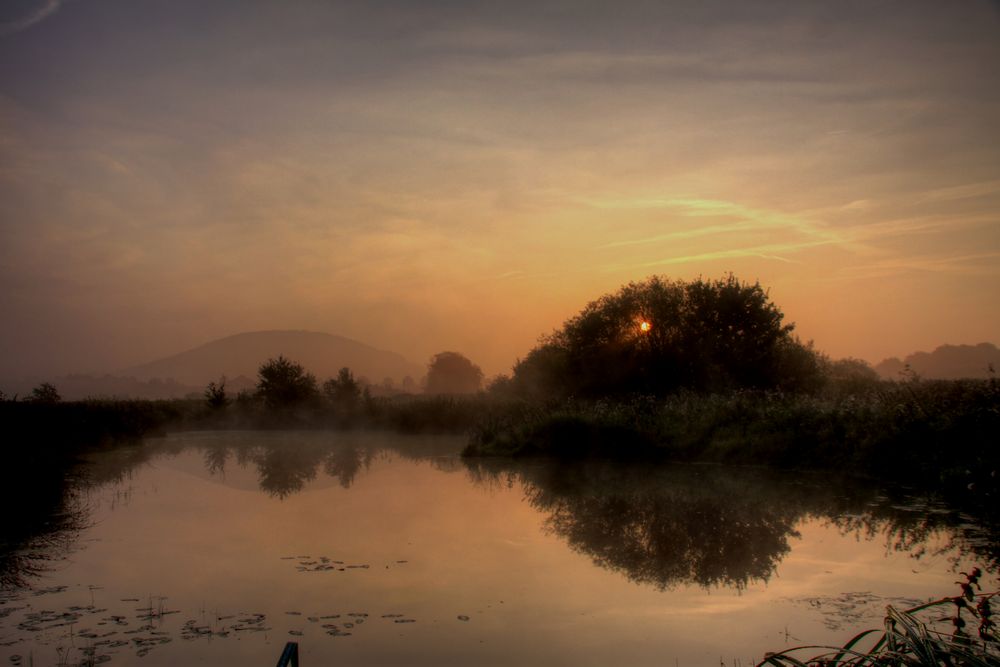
left=1, top=431, right=995, bottom=666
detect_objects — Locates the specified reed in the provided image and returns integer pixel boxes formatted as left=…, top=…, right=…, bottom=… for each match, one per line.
left=463, top=378, right=1000, bottom=499
left=759, top=570, right=998, bottom=667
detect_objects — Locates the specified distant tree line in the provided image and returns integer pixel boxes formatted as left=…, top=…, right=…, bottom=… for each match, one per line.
left=176, top=352, right=483, bottom=431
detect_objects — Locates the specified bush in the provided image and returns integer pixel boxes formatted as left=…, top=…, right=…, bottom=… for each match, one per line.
left=204, top=377, right=229, bottom=410
left=28, top=382, right=61, bottom=404
left=256, top=356, right=319, bottom=411
left=425, top=351, right=484, bottom=395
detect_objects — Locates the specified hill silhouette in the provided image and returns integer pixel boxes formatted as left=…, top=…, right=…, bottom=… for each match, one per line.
left=122, top=330, right=423, bottom=387
left=874, top=342, right=999, bottom=380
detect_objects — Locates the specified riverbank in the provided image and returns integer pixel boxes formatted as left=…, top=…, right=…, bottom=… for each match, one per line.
left=464, top=378, right=999, bottom=501
left=4, top=376, right=997, bottom=502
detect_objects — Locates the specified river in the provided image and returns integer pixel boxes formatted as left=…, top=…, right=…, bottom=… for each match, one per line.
left=0, top=430, right=996, bottom=666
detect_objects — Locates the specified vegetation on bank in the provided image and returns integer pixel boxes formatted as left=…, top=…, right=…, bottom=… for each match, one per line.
left=4, top=274, right=997, bottom=493
left=760, top=570, right=998, bottom=666
left=461, top=275, right=998, bottom=498
left=4, top=373, right=996, bottom=495
left=464, top=379, right=999, bottom=492
left=0, top=398, right=188, bottom=588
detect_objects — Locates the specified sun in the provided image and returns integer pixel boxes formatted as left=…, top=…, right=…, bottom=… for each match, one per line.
left=639, top=321, right=651, bottom=333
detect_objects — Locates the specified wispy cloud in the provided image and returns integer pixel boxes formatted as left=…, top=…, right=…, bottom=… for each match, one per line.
left=487, top=270, right=526, bottom=281
left=603, top=221, right=788, bottom=248
left=831, top=252, right=1000, bottom=282
left=1, top=0, right=63, bottom=36
left=845, top=212, right=999, bottom=244
left=596, top=193, right=999, bottom=280
left=591, top=196, right=842, bottom=250
left=606, top=239, right=835, bottom=271
left=917, top=179, right=1000, bottom=204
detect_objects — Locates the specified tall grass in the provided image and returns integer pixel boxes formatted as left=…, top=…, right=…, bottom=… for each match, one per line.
left=464, top=379, right=1000, bottom=497
left=760, top=570, right=998, bottom=666
left=0, top=399, right=186, bottom=589
left=183, top=392, right=497, bottom=433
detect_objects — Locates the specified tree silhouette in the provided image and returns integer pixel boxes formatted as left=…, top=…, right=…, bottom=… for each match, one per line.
left=511, top=274, right=820, bottom=397
left=425, top=351, right=483, bottom=394
left=204, top=376, right=229, bottom=410
left=464, top=458, right=1000, bottom=591
left=323, top=367, right=361, bottom=413
left=256, top=356, right=318, bottom=410
left=29, top=382, right=61, bottom=404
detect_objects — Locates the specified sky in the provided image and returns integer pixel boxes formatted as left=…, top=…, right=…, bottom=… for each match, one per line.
left=1, top=0, right=998, bottom=380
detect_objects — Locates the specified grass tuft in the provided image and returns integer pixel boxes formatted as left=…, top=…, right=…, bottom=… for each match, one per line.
left=760, top=571, right=999, bottom=666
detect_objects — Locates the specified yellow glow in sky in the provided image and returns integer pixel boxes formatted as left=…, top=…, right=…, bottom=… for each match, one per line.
left=0, top=0, right=998, bottom=380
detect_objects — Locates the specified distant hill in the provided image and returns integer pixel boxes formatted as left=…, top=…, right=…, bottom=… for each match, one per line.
left=874, top=342, right=999, bottom=380
left=121, top=330, right=424, bottom=388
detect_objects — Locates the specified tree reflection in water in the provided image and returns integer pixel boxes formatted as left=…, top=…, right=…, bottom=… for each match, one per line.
left=195, top=432, right=456, bottom=498
left=200, top=434, right=377, bottom=497
left=463, top=458, right=999, bottom=591
left=3, top=433, right=997, bottom=593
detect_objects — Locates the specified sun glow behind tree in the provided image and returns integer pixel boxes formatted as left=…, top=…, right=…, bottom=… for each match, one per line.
left=511, top=275, right=823, bottom=397
left=0, top=1, right=997, bottom=381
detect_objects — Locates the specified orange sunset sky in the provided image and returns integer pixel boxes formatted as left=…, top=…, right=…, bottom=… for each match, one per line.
left=1, top=0, right=998, bottom=380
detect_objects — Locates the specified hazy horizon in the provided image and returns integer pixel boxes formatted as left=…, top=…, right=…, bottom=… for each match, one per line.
left=2, top=0, right=999, bottom=380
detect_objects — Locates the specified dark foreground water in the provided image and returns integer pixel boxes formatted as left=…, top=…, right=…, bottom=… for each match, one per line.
left=1, top=431, right=996, bottom=666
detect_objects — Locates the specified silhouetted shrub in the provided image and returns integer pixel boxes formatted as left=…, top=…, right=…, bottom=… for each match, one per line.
left=323, top=367, right=361, bottom=409
left=204, top=376, right=229, bottom=410
left=28, top=382, right=61, bottom=404
left=255, top=356, right=319, bottom=411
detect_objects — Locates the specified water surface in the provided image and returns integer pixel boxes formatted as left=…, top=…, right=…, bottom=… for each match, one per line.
left=0, top=431, right=995, bottom=666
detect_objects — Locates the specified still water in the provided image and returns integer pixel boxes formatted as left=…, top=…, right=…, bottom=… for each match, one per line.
left=1, top=431, right=996, bottom=666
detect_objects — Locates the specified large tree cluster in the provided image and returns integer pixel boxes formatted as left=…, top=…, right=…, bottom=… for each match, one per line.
left=511, top=275, right=822, bottom=397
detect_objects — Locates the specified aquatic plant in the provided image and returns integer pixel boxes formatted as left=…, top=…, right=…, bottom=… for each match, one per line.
left=759, top=569, right=999, bottom=666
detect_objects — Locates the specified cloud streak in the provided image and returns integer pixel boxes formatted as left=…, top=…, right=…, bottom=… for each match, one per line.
left=606, top=240, right=835, bottom=271
left=916, top=179, right=1000, bottom=204
left=1, top=0, right=62, bottom=36
left=593, top=197, right=842, bottom=249
left=830, top=252, right=1000, bottom=282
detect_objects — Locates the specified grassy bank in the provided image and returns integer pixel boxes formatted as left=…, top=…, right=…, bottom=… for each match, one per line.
left=4, top=376, right=997, bottom=497
left=464, top=378, right=1000, bottom=496
left=184, top=392, right=494, bottom=433
left=0, top=392, right=492, bottom=444
left=1, top=399, right=193, bottom=588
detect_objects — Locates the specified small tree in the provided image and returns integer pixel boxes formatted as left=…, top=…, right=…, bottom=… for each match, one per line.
left=256, top=356, right=318, bottom=411
left=205, top=376, right=229, bottom=410
left=425, top=351, right=484, bottom=394
left=323, top=367, right=361, bottom=411
left=29, top=382, right=61, bottom=404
